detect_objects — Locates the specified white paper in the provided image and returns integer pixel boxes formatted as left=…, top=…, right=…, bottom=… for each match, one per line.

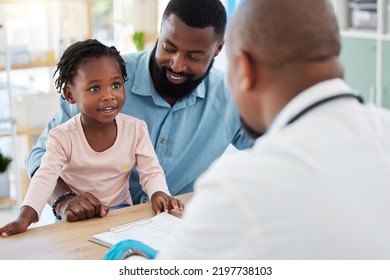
left=88, top=212, right=182, bottom=250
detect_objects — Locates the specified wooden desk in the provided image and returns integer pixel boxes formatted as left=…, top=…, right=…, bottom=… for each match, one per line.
left=0, top=193, right=192, bottom=260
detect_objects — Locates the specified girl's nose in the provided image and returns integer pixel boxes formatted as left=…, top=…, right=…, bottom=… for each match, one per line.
left=102, top=88, right=115, bottom=101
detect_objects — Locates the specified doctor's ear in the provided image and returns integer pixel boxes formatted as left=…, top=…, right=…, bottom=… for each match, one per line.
left=236, top=51, right=256, bottom=91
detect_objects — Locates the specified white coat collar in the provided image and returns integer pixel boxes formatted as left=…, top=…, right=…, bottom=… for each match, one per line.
left=267, top=78, right=356, bottom=134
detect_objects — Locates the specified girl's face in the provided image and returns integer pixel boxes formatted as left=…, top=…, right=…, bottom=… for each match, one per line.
left=64, top=56, right=125, bottom=126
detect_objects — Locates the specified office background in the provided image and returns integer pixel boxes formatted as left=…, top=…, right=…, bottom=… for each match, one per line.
left=0, top=0, right=387, bottom=220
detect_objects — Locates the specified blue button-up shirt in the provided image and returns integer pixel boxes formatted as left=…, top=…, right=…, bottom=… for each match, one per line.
left=26, top=50, right=253, bottom=204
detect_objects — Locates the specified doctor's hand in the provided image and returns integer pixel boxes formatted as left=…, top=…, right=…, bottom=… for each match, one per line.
left=104, top=239, right=158, bottom=260
left=151, top=191, right=184, bottom=214
left=57, top=192, right=108, bottom=222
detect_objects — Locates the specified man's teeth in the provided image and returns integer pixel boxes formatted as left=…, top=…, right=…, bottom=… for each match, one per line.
left=169, top=73, right=183, bottom=80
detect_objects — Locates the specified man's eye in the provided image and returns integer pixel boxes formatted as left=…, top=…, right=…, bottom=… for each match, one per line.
left=112, top=82, right=121, bottom=89
left=164, top=48, right=176, bottom=53
left=163, top=46, right=176, bottom=53
left=90, top=86, right=100, bottom=93
left=189, top=54, right=204, bottom=61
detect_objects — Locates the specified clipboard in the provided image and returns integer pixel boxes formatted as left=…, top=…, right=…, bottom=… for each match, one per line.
left=88, top=212, right=182, bottom=250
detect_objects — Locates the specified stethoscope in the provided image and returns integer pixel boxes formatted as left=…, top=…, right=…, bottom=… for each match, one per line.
left=286, top=93, right=364, bottom=125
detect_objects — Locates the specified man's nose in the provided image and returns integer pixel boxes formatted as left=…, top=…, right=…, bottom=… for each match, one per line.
left=170, top=53, right=187, bottom=73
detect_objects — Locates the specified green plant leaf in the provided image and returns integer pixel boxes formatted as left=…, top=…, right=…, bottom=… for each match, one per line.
left=0, top=152, right=12, bottom=173
left=132, top=31, right=145, bottom=51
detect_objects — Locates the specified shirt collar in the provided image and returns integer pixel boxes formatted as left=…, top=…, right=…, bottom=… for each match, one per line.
left=132, top=50, right=157, bottom=97
left=131, top=50, right=207, bottom=102
left=267, top=78, right=355, bottom=134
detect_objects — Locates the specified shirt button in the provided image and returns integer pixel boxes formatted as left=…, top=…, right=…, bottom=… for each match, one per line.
left=160, top=138, right=165, bottom=144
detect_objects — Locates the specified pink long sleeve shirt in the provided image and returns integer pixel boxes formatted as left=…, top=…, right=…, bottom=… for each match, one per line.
left=22, top=113, right=170, bottom=220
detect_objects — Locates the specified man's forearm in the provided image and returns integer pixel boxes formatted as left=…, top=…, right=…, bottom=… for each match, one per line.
left=48, top=177, right=72, bottom=205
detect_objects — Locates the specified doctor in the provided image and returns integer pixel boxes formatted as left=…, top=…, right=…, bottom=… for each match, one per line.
left=106, top=0, right=390, bottom=259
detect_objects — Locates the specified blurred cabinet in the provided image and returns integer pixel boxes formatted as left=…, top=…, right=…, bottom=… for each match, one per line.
left=0, top=0, right=92, bottom=205
left=0, top=0, right=92, bottom=71
left=339, top=37, right=377, bottom=102
left=334, top=0, right=390, bottom=108
left=381, top=41, right=390, bottom=108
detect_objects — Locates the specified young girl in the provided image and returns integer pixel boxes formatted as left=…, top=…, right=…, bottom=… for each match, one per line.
left=0, top=39, right=183, bottom=237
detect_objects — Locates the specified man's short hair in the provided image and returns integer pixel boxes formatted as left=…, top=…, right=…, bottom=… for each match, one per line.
left=162, top=0, right=227, bottom=40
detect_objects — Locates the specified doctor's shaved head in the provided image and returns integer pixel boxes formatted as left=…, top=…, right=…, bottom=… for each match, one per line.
left=226, top=0, right=344, bottom=136
left=227, top=0, right=340, bottom=69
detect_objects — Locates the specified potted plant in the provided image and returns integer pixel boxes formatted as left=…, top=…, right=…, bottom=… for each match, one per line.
left=132, top=31, right=145, bottom=51
left=0, top=151, right=12, bottom=198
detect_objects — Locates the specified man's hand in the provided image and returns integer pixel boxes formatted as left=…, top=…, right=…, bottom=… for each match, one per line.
left=150, top=191, right=184, bottom=214
left=58, top=192, right=108, bottom=222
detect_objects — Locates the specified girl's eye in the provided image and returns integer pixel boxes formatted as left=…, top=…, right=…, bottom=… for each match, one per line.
left=112, top=82, right=121, bottom=89
left=90, top=86, right=100, bottom=93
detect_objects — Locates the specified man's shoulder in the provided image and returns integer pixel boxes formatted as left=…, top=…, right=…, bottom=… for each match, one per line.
left=207, top=68, right=231, bottom=96
left=121, top=51, right=148, bottom=69
left=204, top=68, right=235, bottom=108
left=121, top=51, right=151, bottom=89
left=207, top=67, right=227, bottom=85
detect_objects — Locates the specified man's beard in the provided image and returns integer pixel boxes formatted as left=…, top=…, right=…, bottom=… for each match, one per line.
left=150, top=44, right=214, bottom=100
left=240, top=116, right=263, bottom=140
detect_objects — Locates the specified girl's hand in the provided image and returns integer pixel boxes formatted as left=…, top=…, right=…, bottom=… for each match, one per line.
left=0, top=206, right=37, bottom=237
left=151, top=191, right=185, bottom=214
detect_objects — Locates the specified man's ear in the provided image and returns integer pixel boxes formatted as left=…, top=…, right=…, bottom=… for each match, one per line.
left=236, top=51, right=256, bottom=92
left=63, top=86, right=76, bottom=104
left=214, top=40, right=225, bottom=57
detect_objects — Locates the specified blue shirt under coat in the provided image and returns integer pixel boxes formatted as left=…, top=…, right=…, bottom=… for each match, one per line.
left=25, top=50, right=253, bottom=204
